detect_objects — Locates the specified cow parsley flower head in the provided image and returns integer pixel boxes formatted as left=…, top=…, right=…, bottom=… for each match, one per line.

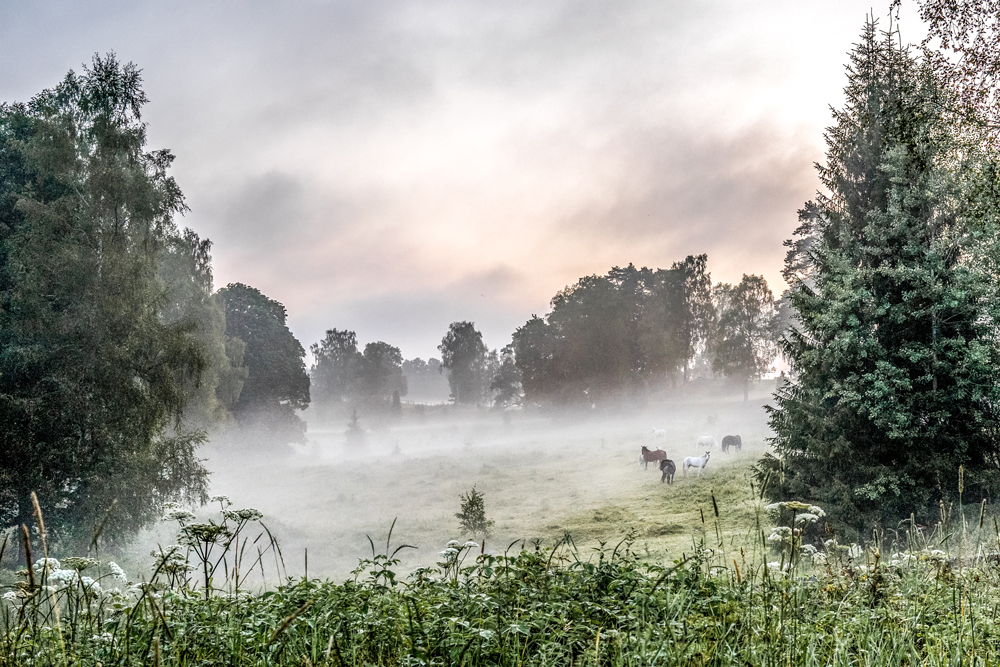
left=223, top=508, right=263, bottom=522
left=165, top=510, right=196, bottom=525
left=463, top=541, right=480, bottom=549
left=33, top=557, right=60, bottom=572
left=62, top=557, right=98, bottom=572
left=106, top=561, right=127, bottom=582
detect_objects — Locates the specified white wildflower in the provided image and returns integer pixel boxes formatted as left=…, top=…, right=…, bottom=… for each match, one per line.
left=794, top=512, right=821, bottom=526
left=812, top=552, right=827, bottom=566
left=165, top=510, right=196, bottom=525
left=33, top=557, right=60, bottom=571
left=446, top=540, right=461, bottom=548
left=223, top=508, right=263, bottom=522
left=439, top=548, right=460, bottom=557
left=463, top=541, right=480, bottom=549
left=106, top=562, right=127, bottom=583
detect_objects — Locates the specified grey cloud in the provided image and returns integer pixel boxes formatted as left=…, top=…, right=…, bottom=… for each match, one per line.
left=549, top=121, right=820, bottom=285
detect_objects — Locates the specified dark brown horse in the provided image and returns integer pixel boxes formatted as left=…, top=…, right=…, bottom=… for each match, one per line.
left=660, top=458, right=676, bottom=484
left=721, top=435, right=742, bottom=453
left=640, top=445, right=667, bottom=469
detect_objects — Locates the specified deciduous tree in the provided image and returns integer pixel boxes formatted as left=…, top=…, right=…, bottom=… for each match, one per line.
left=0, top=55, right=209, bottom=546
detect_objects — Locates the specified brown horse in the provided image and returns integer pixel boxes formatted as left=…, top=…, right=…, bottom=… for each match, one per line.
left=721, top=435, right=742, bottom=453
left=660, top=458, right=676, bottom=484
left=640, top=445, right=667, bottom=469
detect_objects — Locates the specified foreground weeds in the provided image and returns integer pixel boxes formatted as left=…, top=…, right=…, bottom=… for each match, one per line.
left=5, top=498, right=1000, bottom=665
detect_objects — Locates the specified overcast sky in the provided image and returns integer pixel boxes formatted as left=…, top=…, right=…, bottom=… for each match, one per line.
left=0, top=0, right=924, bottom=359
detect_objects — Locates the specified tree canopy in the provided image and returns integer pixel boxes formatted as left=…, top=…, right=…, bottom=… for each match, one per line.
left=218, top=283, right=310, bottom=444
left=0, top=55, right=210, bottom=546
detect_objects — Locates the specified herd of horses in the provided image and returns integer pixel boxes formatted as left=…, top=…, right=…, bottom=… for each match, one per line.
left=640, top=432, right=742, bottom=484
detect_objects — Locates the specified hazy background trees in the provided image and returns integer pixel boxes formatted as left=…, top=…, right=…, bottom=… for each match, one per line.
left=218, top=283, right=311, bottom=444
left=711, top=275, right=780, bottom=401
left=439, top=321, right=492, bottom=406
left=507, top=257, right=772, bottom=408
left=309, top=329, right=408, bottom=421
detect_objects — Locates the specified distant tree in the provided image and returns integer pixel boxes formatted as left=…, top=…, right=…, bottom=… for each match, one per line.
left=218, top=283, right=310, bottom=443
left=670, top=255, right=716, bottom=382
left=490, top=344, right=522, bottom=409
left=0, top=55, right=209, bottom=547
left=511, top=316, right=557, bottom=405
left=402, top=357, right=451, bottom=403
left=760, top=21, right=1000, bottom=531
left=712, top=275, right=779, bottom=401
left=160, top=229, right=248, bottom=427
left=439, top=322, right=490, bottom=405
left=310, top=329, right=360, bottom=418
left=345, top=408, right=366, bottom=447
left=356, top=341, right=407, bottom=406
left=546, top=275, right=637, bottom=403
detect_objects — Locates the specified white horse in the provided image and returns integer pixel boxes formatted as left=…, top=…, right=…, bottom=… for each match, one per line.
left=652, top=428, right=666, bottom=439
left=682, top=451, right=711, bottom=477
left=696, top=435, right=717, bottom=449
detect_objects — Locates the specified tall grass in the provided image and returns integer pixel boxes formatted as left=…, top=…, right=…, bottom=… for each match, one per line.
left=5, top=491, right=1000, bottom=665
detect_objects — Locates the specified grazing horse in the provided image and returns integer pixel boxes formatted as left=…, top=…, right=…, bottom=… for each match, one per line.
left=640, top=445, right=667, bottom=469
left=696, top=435, right=717, bottom=449
left=651, top=428, right=667, bottom=439
left=721, top=434, right=742, bottom=453
left=682, top=451, right=711, bottom=477
left=660, top=458, right=676, bottom=484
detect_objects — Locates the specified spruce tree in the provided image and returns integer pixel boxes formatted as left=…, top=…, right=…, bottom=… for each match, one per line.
left=761, top=21, right=1000, bottom=532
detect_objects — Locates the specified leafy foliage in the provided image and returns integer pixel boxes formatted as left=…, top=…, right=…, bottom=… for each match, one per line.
left=218, top=283, right=310, bottom=444
left=455, top=486, right=495, bottom=538
left=711, top=274, right=780, bottom=400
left=0, top=54, right=209, bottom=547
left=310, top=329, right=407, bottom=419
left=439, top=321, right=491, bottom=405
left=511, top=258, right=745, bottom=407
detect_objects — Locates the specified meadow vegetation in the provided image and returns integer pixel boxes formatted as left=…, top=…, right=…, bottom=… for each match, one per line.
left=5, top=417, right=1000, bottom=666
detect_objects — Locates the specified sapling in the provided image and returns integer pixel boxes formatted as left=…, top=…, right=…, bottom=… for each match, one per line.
left=456, top=486, right=495, bottom=540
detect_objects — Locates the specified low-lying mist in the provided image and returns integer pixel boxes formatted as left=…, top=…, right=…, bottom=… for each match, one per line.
left=126, top=379, right=777, bottom=582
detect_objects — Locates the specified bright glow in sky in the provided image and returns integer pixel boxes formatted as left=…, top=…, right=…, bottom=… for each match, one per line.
left=0, top=0, right=924, bottom=359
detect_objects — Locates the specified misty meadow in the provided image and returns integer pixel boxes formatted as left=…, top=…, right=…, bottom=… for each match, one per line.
left=6, top=1, right=1000, bottom=665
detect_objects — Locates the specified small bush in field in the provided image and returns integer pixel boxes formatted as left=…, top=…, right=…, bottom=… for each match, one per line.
left=456, top=486, right=494, bottom=539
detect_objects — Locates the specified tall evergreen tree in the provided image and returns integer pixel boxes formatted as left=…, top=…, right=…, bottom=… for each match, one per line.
left=761, top=22, right=1000, bottom=531
left=0, top=55, right=209, bottom=546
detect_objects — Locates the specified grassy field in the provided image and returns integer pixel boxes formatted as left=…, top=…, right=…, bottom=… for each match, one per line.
left=178, top=380, right=777, bottom=580
left=8, top=380, right=1000, bottom=664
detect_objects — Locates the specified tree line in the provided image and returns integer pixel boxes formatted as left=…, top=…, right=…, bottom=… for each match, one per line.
left=308, top=260, right=782, bottom=421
